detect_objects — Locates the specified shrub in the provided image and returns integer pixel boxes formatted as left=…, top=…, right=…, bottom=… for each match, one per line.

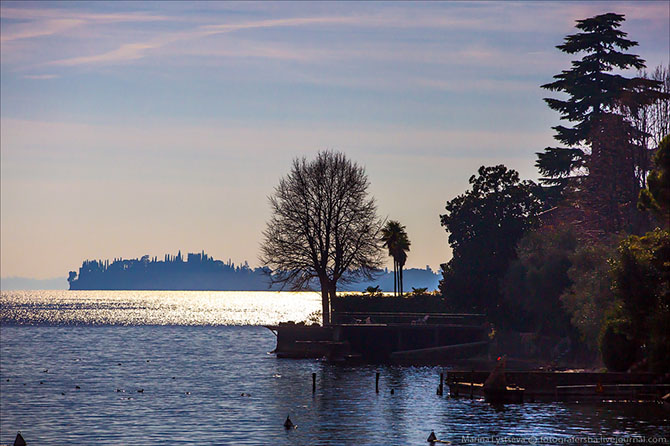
left=600, top=317, right=637, bottom=372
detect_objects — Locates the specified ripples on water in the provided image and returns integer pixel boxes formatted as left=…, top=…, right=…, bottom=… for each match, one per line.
left=1, top=291, right=669, bottom=445
left=0, top=290, right=321, bottom=326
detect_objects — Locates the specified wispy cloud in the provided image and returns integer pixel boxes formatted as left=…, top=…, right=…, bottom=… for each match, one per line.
left=4, top=2, right=667, bottom=71
left=48, top=42, right=161, bottom=66
left=200, top=16, right=362, bottom=33
left=0, top=19, right=84, bottom=42
left=0, top=7, right=167, bottom=21
left=42, top=15, right=366, bottom=67
left=0, top=7, right=168, bottom=44
left=22, top=74, right=59, bottom=80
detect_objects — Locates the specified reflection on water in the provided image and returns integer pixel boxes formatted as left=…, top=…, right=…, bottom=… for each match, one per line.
left=0, top=290, right=321, bottom=326
left=1, top=325, right=668, bottom=445
left=1, top=292, right=669, bottom=445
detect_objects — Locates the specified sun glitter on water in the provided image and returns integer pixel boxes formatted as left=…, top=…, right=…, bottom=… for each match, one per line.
left=0, top=290, right=321, bottom=326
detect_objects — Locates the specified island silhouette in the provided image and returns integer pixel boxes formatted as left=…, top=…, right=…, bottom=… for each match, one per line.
left=67, top=251, right=439, bottom=291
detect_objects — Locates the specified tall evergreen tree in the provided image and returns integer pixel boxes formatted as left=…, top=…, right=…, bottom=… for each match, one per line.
left=537, top=13, right=665, bottom=221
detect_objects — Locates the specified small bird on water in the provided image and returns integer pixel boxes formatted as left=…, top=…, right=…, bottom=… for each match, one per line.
left=283, top=415, right=296, bottom=429
left=14, top=431, right=26, bottom=446
left=427, top=430, right=451, bottom=444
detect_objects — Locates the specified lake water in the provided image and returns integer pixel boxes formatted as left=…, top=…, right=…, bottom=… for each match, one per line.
left=1, top=291, right=668, bottom=445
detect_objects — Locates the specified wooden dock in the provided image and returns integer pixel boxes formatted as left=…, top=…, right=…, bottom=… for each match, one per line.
left=448, top=382, right=525, bottom=403
left=446, top=370, right=670, bottom=403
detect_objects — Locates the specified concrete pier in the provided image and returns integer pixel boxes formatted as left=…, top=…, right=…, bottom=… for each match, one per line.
left=265, top=313, right=489, bottom=363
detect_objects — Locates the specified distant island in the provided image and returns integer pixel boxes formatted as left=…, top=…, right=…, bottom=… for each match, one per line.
left=67, top=251, right=439, bottom=291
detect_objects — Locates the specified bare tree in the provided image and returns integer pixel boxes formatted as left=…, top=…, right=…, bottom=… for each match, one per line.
left=647, top=65, right=670, bottom=148
left=632, top=64, right=670, bottom=187
left=260, top=150, right=384, bottom=325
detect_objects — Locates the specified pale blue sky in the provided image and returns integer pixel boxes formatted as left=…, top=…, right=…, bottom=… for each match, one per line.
left=1, top=1, right=668, bottom=279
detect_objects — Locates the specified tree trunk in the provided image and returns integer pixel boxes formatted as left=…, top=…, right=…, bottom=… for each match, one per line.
left=328, top=283, right=337, bottom=325
left=400, top=265, right=403, bottom=296
left=320, top=278, right=331, bottom=326
left=393, top=260, right=397, bottom=297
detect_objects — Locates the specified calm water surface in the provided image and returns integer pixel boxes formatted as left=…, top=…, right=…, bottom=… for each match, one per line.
left=1, top=291, right=668, bottom=445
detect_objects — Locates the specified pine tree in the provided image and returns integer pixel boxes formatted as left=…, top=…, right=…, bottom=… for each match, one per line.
left=537, top=13, right=665, bottom=220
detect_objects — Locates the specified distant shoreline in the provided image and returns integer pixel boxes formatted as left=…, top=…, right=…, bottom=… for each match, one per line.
left=62, top=251, right=440, bottom=292
left=1, top=267, right=439, bottom=293
left=2, top=252, right=439, bottom=292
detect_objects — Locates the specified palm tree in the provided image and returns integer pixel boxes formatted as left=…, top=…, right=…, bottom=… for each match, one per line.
left=381, top=220, right=401, bottom=295
left=381, top=220, right=411, bottom=296
left=396, top=236, right=409, bottom=296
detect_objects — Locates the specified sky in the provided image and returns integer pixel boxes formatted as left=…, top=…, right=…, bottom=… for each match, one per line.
left=1, top=1, right=668, bottom=280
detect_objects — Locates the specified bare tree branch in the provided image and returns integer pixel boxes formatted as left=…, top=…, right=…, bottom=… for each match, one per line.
left=259, top=150, right=384, bottom=324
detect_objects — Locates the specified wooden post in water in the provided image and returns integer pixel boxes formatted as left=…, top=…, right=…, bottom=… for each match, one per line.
left=439, top=373, right=444, bottom=396
left=312, top=373, right=316, bottom=393
left=376, top=372, right=380, bottom=393
left=470, top=370, right=474, bottom=399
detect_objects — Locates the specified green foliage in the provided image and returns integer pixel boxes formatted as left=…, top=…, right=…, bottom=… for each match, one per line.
left=410, top=287, right=428, bottom=296
left=364, top=285, right=382, bottom=297
left=600, top=316, right=637, bottom=372
left=535, top=147, right=587, bottom=203
left=502, top=226, right=577, bottom=336
left=638, top=134, right=670, bottom=224
left=648, top=310, right=670, bottom=374
left=332, top=293, right=448, bottom=314
left=303, top=310, right=323, bottom=325
left=611, top=230, right=669, bottom=338
left=602, top=229, right=670, bottom=372
left=440, top=165, right=544, bottom=323
left=559, top=238, right=618, bottom=351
